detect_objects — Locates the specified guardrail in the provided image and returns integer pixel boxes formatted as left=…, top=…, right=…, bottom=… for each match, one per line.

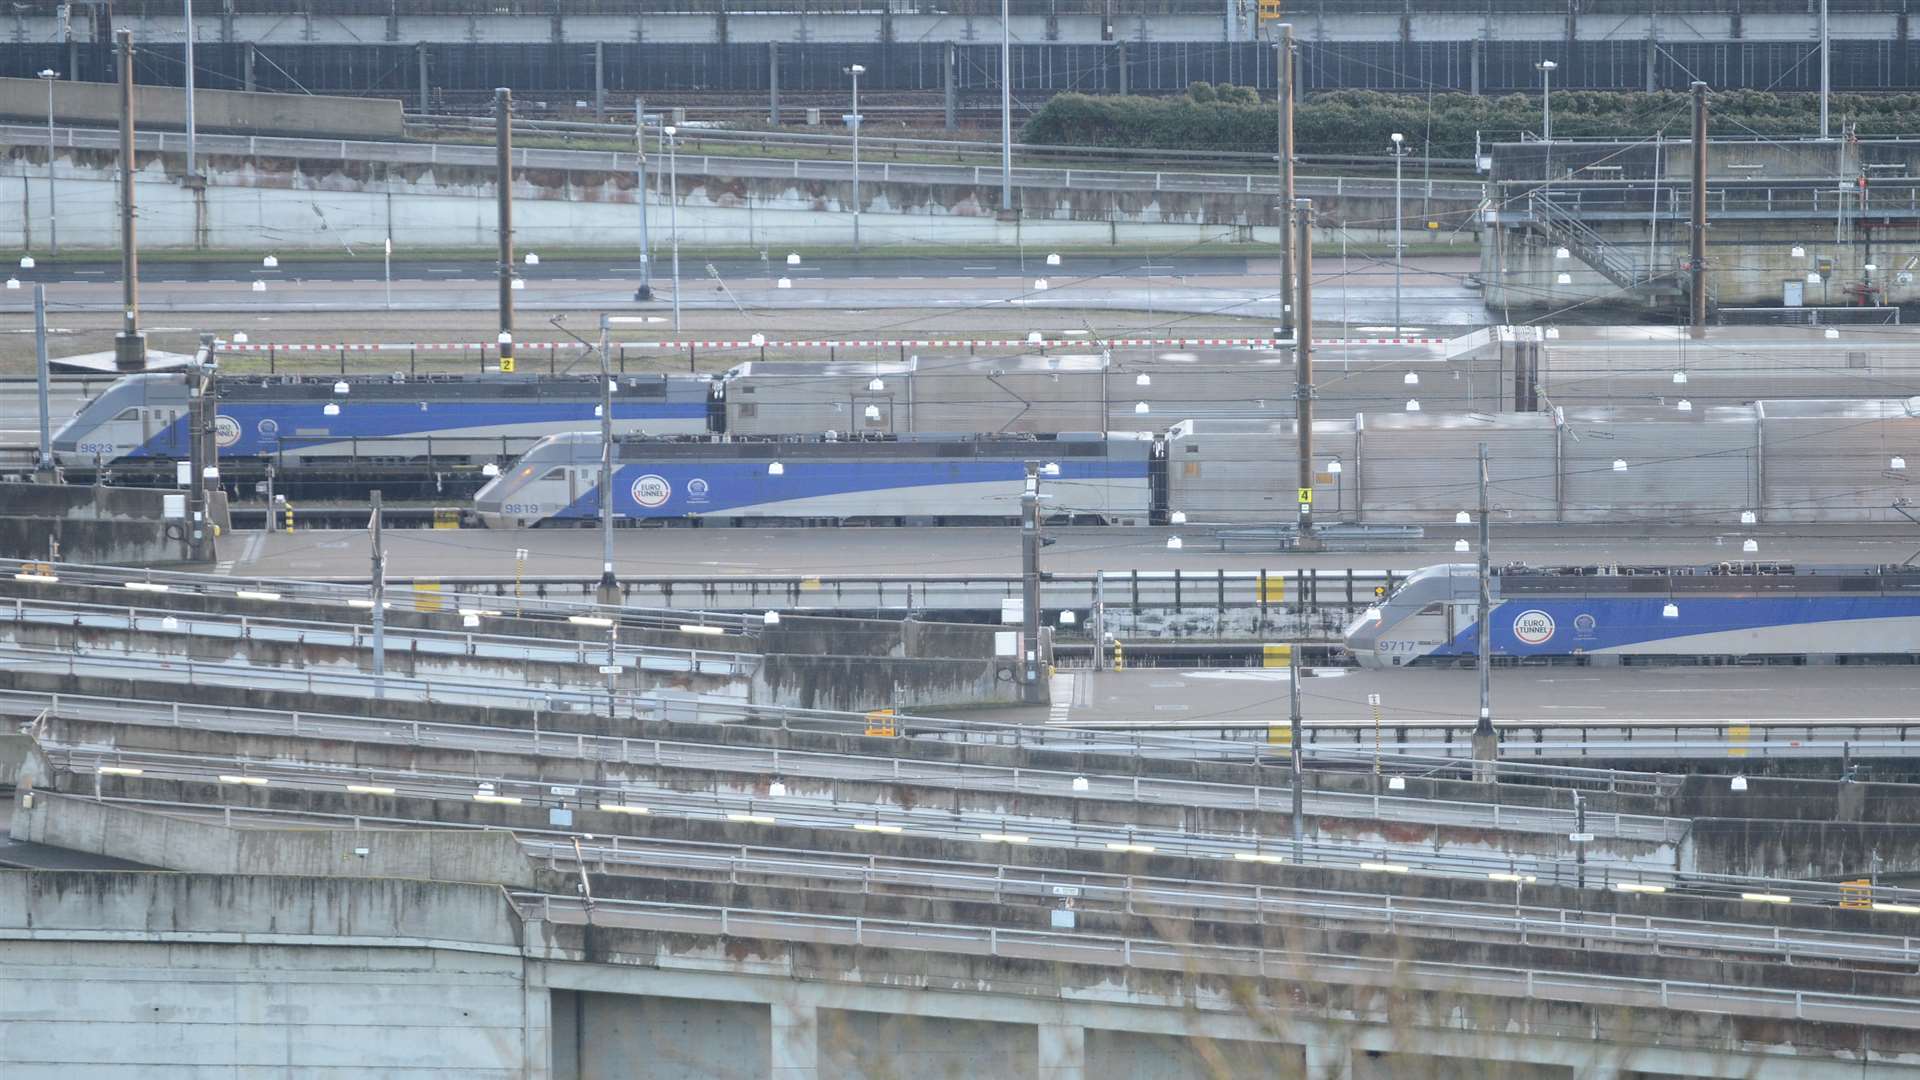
left=0, top=123, right=1485, bottom=203
left=518, top=890, right=1920, bottom=1031
left=17, top=687, right=1681, bottom=843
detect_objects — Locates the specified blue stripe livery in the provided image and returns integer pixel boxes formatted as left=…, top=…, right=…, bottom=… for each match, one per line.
left=1434, top=596, right=1920, bottom=657
left=130, top=402, right=708, bottom=458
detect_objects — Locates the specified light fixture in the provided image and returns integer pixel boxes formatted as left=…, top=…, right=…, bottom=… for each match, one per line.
left=524, top=252, right=540, bottom=265
left=1791, top=245, right=1806, bottom=258
left=1825, top=327, right=1841, bottom=339
left=482, top=463, right=501, bottom=478
left=1135, top=401, right=1150, bottom=415
left=853, top=822, right=902, bottom=834
left=1554, top=247, right=1570, bottom=259
left=1613, top=882, right=1666, bottom=894
left=1359, top=862, right=1411, bottom=874
left=3, top=278, right=17, bottom=290
left=750, top=333, right=766, bottom=348
left=1027, top=331, right=1044, bottom=345
left=594, top=405, right=604, bottom=418
left=768, top=461, right=785, bottom=476
left=1071, top=776, right=1090, bottom=791
left=218, top=774, right=268, bottom=786
left=1455, top=511, right=1471, bottom=525
left=787, top=252, right=801, bottom=265
left=1741, top=892, right=1792, bottom=905
left=1404, top=371, right=1419, bottom=385
left=1871, top=903, right=1920, bottom=914
left=1234, top=852, right=1286, bottom=864
left=1866, top=262, right=1879, bottom=273
left=1740, top=510, right=1757, bottom=524
left=1387, top=776, right=1406, bottom=791
left=1169, top=510, right=1187, bottom=524
left=763, top=610, right=781, bottom=625
left=473, top=793, right=523, bottom=805
left=729, top=813, right=776, bottom=825
left=234, top=590, right=281, bottom=601
left=1730, top=775, right=1748, bottom=792
left=868, top=377, right=885, bottom=391
left=124, top=582, right=170, bottom=593
left=1046, top=252, right=1061, bottom=266
left=568, top=615, right=615, bottom=628
left=1612, top=458, right=1628, bottom=472
left=1808, top=271, right=1823, bottom=285
left=1327, top=460, right=1343, bottom=475
left=1672, top=370, right=1689, bottom=384
left=864, top=405, right=881, bottom=420
left=1058, top=610, right=1076, bottom=625
left=677, top=624, right=726, bottom=636
left=333, top=380, right=350, bottom=395
left=462, top=614, right=480, bottom=628
left=978, top=832, right=1029, bottom=843
left=1894, top=456, right=1908, bottom=470
left=1106, top=842, right=1156, bottom=854
left=1043, top=462, right=1061, bottom=476
left=768, top=780, right=787, bottom=797
left=1406, top=399, right=1421, bottom=412
left=347, top=784, right=396, bottom=795
left=232, top=332, right=249, bottom=343
left=1677, top=399, right=1692, bottom=411
left=1743, top=538, right=1759, bottom=552
left=598, top=803, right=650, bottom=815
left=1488, top=872, right=1537, bottom=883
left=1390, top=132, right=1404, bottom=146
left=160, top=616, right=179, bottom=630
left=1362, top=606, right=1382, bottom=622
left=777, top=277, right=792, bottom=289
left=1136, top=373, right=1151, bottom=387
left=1033, top=279, right=1049, bottom=291
left=18, top=255, right=33, bottom=269
left=1166, top=537, right=1183, bottom=550
left=96, top=765, right=144, bottom=776
left=510, top=278, right=525, bottom=291
left=1556, top=272, right=1573, bottom=285
left=1662, top=602, right=1679, bottom=618
left=262, top=255, right=278, bottom=268
left=251, top=281, right=267, bottom=292
left=1454, top=540, right=1470, bottom=552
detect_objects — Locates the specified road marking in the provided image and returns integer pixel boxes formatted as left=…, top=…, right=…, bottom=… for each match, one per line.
left=1048, top=673, right=1074, bottom=724
left=237, top=530, right=266, bottom=567
left=962, top=266, right=997, bottom=271
left=214, top=560, right=236, bottom=576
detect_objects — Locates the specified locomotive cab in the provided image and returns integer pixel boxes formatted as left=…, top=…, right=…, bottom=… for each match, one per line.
left=1347, top=564, right=1475, bottom=668
left=51, top=373, right=190, bottom=465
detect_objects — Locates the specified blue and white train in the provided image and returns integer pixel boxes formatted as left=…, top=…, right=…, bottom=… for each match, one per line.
left=51, top=373, right=714, bottom=466
left=473, top=432, right=1156, bottom=527
left=1347, top=562, right=1920, bottom=667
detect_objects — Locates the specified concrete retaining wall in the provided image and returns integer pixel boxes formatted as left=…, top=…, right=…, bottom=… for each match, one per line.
left=0, top=144, right=1451, bottom=253
left=0, top=78, right=404, bottom=140
left=10, top=792, right=537, bottom=887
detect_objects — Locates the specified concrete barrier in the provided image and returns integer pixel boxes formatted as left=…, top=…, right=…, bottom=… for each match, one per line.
left=0, top=78, right=404, bottom=140
left=0, top=734, right=51, bottom=790
left=10, top=792, right=537, bottom=887
left=0, top=481, right=226, bottom=565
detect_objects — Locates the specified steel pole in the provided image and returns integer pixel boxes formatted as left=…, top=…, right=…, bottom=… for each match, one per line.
left=635, top=98, right=652, bottom=301
left=183, top=0, right=196, bottom=177
left=1294, top=198, right=1317, bottom=550
left=1000, top=0, right=1013, bottom=212
left=1476, top=441, right=1492, bottom=739
left=496, top=88, right=515, bottom=370
left=851, top=69, right=861, bottom=252
left=1541, top=64, right=1551, bottom=143
left=114, top=29, right=144, bottom=372
left=1819, top=0, right=1830, bottom=140
left=1690, top=80, right=1708, bottom=339
left=1276, top=26, right=1294, bottom=336
left=1021, top=460, right=1044, bottom=704
left=45, top=73, right=57, bottom=257
left=669, top=131, right=681, bottom=333
left=1289, top=642, right=1303, bottom=858
left=1393, top=146, right=1403, bottom=334
left=370, top=489, right=385, bottom=699
left=598, top=319, right=618, bottom=606
left=34, top=285, right=51, bottom=472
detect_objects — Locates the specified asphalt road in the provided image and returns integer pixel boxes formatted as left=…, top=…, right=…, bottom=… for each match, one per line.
left=227, top=524, right=1920, bottom=581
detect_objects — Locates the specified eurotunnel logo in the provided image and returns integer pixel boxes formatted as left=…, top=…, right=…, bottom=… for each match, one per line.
left=213, top=415, right=242, bottom=448
left=1573, top=613, right=1597, bottom=634
left=1512, top=609, right=1556, bottom=646
left=686, top=478, right=710, bottom=504
left=629, top=474, right=671, bottom=508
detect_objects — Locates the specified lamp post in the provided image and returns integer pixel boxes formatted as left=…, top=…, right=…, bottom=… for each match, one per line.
left=1536, top=59, right=1557, bottom=142
left=39, top=69, right=57, bottom=257
left=665, top=124, right=680, bottom=333
left=846, top=64, right=865, bottom=253
left=1000, top=0, right=1012, bottom=212
left=1390, top=132, right=1408, bottom=335
left=635, top=97, right=652, bottom=302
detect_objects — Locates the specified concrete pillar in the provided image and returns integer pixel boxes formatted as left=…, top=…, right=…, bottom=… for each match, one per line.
left=221, top=0, right=236, bottom=43
left=1304, top=1041, right=1348, bottom=1080
left=771, top=1002, right=817, bottom=1079
left=1397, top=0, right=1410, bottom=91
left=943, top=42, right=957, bottom=129
left=244, top=42, right=256, bottom=93
left=769, top=42, right=781, bottom=125
left=594, top=41, right=605, bottom=119
left=1646, top=25, right=1658, bottom=92
left=1469, top=37, right=1482, bottom=96
left=1116, top=40, right=1128, bottom=95
left=715, top=0, right=728, bottom=45
left=385, top=0, right=399, bottom=42
left=1038, top=1024, right=1085, bottom=1080
left=416, top=42, right=429, bottom=112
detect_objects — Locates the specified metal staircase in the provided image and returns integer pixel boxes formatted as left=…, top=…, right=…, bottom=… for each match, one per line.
left=1530, top=193, right=1709, bottom=310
